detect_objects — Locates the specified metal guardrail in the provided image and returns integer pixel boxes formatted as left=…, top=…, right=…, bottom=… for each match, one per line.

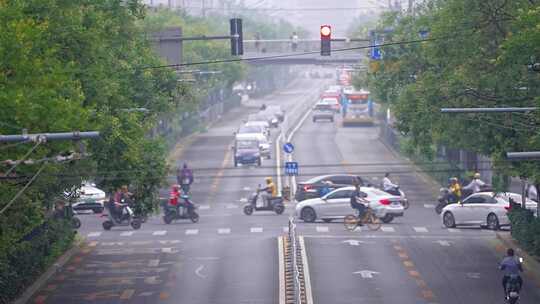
left=285, top=217, right=307, bottom=304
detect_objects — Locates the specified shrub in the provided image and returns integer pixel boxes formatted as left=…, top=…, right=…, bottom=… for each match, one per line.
left=508, top=207, right=540, bottom=257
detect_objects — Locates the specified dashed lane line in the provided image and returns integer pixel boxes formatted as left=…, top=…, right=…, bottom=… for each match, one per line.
left=217, top=228, right=231, bottom=234
left=120, top=231, right=134, bottom=237
left=413, top=226, right=429, bottom=233
left=185, top=229, right=199, bottom=235
left=152, top=230, right=167, bottom=236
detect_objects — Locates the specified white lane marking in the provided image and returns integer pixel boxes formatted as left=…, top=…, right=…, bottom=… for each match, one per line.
left=316, top=226, right=329, bottom=233
left=159, top=240, right=182, bottom=245
left=239, top=198, right=248, bottom=203
left=161, top=247, right=178, bottom=253
left=413, top=226, right=429, bottom=233
left=87, top=241, right=98, bottom=247
left=195, top=265, right=207, bottom=278
left=120, top=231, right=133, bottom=237
left=250, top=227, right=263, bottom=233
left=198, top=205, right=210, bottom=210
left=381, top=226, right=395, bottom=232
left=299, top=236, right=314, bottom=304
left=130, top=241, right=153, bottom=246
left=218, top=228, right=231, bottom=234
left=466, top=272, right=481, bottom=279
left=278, top=237, right=285, bottom=304
left=100, top=242, right=125, bottom=246
left=243, top=186, right=251, bottom=191
left=185, top=229, right=199, bottom=235
left=424, top=204, right=435, bottom=208
left=148, top=259, right=160, bottom=267
left=276, top=132, right=283, bottom=196
left=353, top=270, right=380, bottom=279
left=225, top=204, right=238, bottom=209
left=87, top=232, right=102, bottom=238
left=435, top=240, right=451, bottom=246
left=153, top=230, right=167, bottom=236
left=448, top=228, right=461, bottom=233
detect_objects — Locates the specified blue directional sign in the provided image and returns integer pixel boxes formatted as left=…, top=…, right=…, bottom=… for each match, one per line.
left=285, top=162, right=299, bottom=176
left=283, top=142, right=294, bottom=154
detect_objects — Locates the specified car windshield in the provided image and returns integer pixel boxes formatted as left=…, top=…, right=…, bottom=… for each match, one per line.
left=237, top=140, right=258, bottom=149
left=239, top=125, right=262, bottom=133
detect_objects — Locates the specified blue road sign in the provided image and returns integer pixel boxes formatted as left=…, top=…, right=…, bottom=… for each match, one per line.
left=285, top=162, right=299, bottom=176
left=283, top=142, right=294, bottom=154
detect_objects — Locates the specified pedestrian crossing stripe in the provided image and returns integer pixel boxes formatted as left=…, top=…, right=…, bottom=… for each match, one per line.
left=198, top=205, right=210, bottom=210
left=218, top=228, right=231, bottom=234
left=185, top=229, right=199, bottom=235
left=413, top=227, right=429, bottom=233
left=423, top=204, right=435, bottom=208
left=447, top=228, right=461, bottom=233
left=316, top=226, right=329, bottom=233
left=87, top=232, right=102, bottom=237
left=120, top=231, right=134, bottom=236
left=250, top=227, right=263, bottom=233
left=381, top=226, right=395, bottom=232
left=153, top=231, right=167, bottom=236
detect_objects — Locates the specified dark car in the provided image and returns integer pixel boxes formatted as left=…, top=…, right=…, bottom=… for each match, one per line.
left=295, top=174, right=369, bottom=202
left=312, top=104, right=335, bottom=122
left=233, top=139, right=262, bottom=167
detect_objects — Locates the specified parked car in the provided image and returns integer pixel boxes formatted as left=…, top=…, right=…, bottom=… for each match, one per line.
left=441, top=192, right=538, bottom=230
left=295, top=186, right=404, bottom=223
left=71, top=183, right=106, bottom=213
left=295, top=174, right=369, bottom=201
left=312, top=103, right=335, bottom=122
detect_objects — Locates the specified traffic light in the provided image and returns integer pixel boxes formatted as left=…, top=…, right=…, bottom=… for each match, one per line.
left=320, top=25, right=331, bottom=56
left=230, top=18, right=243, bottom=56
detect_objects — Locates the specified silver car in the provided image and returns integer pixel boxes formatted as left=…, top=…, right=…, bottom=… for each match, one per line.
left=295, top=186, right=404, bottom=223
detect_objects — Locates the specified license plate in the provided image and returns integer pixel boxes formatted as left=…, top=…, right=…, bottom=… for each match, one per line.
left=392, top=202, right=400, bottom=206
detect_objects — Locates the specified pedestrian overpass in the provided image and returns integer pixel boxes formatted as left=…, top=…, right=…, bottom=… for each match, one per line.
left=241, top=38, right=370, bottom=65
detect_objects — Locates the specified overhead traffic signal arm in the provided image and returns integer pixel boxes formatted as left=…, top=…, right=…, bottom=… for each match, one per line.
left=230, top=18, right=243, bottom=56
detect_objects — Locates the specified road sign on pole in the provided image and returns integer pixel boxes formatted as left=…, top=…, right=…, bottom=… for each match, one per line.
left=283, top=142, right=294, bottom=154
left=285, top=162, right=298, bottom=176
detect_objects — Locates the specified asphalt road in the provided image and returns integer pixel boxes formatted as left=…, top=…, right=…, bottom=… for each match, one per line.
left=31, top=74, right=540, bottom=304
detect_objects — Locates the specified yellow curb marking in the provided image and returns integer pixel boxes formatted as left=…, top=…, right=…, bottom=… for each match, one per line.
left=159, top=292, right=170, bottom=300
left=403, top=260, right=414, bottom=268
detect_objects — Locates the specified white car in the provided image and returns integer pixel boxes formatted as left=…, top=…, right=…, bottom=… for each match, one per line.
left=441, top=192, right=538, bottom=230
left=244, top=120, right=270, bottom=136
left=71, top=183, right=106, bottom=213
left=295, top=186, right=404, bottom=223
left=235, top=133, right=271, bottom=159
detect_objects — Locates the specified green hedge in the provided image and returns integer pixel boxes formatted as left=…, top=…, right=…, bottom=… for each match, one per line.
left=0, top=218, right=75, bottom=304
left=508, top=208, right=540, bottom=257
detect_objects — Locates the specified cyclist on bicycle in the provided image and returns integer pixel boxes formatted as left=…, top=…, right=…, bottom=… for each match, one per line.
left=350, top=182, right=368, bottom=225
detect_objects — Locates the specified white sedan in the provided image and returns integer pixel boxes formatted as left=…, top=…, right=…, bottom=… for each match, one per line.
left=295, top=186, right=404, bottom=223
left=441, top=192, right=538, bottom=230
left=70, top=183, right=106, bottom=213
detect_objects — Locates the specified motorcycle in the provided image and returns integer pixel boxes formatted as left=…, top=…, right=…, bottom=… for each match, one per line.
left=435, top=184, right=493, bottom=214
left=162, top=197, right=199, bottom=224
left=380, top=185, right=409, bottom=210
left=504, top=274, right=521, bottom=304
left=243, top=188, right=285, bottom=215
left=128, top=200, right=149, bottom=223
left=102, top=202, right=142, bottom=230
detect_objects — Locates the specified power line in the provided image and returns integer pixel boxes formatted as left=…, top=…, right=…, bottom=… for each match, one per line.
left=140, top=36, right=445, bottom=69
left=0, top=163, right=47, bottom=215
left=3, top=141, right=42, bottom=176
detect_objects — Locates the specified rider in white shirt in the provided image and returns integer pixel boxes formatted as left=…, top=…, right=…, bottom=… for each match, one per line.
left=463, top=172, right=486, bottom=194
left=382, top=173, right=400, bottom=196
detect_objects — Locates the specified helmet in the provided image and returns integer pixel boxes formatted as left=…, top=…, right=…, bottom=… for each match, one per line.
left=450, top=177, right=458, bottom=183
left=473, top=172, right=481, bottom=179
left=265, top=177, right=273, bottom=183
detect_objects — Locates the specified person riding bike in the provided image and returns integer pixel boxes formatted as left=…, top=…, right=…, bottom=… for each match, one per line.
left=499, top=248, right=523, bottom=299
left=463, top=172, right=486, bottom=195
left=448, top=177, right=462, bottom=204
left=382, top=172, right=401, bottom=196
left=260, top=177, right=277, bottom=207
left=350, top=182, right=368, bottom=226
left=177, top=163, right=194, bottom=193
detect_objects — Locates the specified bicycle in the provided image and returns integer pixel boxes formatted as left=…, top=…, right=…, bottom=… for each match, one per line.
left=344, top=208, right=381, bottom=231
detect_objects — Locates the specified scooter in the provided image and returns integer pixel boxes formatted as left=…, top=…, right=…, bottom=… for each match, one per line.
left=379, top=184, right=409, bottom=210
left=243, top=188, right=285, bottom=215
left=504, top=274, right=521, bottom=304
left=162, top=197, right=199, bottom=224
left=102, top=202, right=142, bottom=230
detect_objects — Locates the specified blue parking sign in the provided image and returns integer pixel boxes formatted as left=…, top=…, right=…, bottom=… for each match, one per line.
left=285, top=162, right=299, bottom=176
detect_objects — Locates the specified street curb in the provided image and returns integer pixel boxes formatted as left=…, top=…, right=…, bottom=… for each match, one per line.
left=13, top=235, right=85, bottom=304
left=495, top=232, right=540, bottom=285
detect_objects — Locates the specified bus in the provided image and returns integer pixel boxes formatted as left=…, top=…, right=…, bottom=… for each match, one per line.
left=342, top=89, right=374, bottom=126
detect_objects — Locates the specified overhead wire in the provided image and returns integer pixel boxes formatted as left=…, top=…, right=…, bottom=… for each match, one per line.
left=0, top=163, right=47, bottom=215
left=3, top=141, right=42, bottom=176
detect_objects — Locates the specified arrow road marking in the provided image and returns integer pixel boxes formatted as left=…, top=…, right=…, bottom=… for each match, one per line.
left=435, top=240, right=451, bottom=246
left=342, top=240, right=365, bottom=246
left=466, top=272, right=481, bottom=279
left=195, top=265, right=207, bottom=278
left=353, top=270, right=380, bottom=279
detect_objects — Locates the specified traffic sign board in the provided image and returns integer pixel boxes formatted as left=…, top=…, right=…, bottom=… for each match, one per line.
left=283, top=142, right=294, bottom=154
left=285, top=162, right=298, bottom=176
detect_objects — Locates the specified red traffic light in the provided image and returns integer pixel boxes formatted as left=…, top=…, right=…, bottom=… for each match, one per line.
left=320, top=25, right=331, bottom=39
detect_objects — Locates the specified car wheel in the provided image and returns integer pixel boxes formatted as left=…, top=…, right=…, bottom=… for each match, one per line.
left=381, top=214, right=394, bottom=223
left=102, top=220, right=113, bottom=230
left=301, top=207, right=317, bottom=223
left=443, top=211, right=456, bottom=228
left=323, top=218, right=332, bottom=223
left=487, top=213, right=500, bottom=230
